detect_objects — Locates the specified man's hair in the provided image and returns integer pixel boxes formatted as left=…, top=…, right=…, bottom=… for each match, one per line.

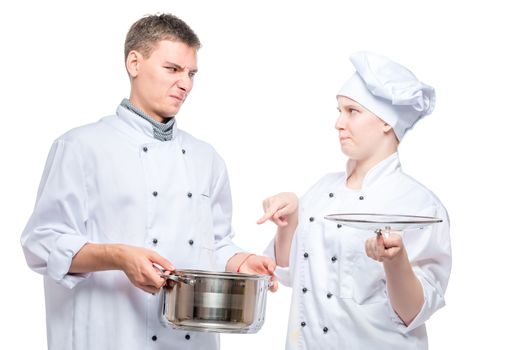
left=124, top=13, right=201, bottom=60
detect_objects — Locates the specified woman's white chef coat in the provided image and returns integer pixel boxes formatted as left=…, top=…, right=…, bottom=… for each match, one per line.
left=265, top=152, right=451, bottom=350
left=21, top=105, right=243, bottom=350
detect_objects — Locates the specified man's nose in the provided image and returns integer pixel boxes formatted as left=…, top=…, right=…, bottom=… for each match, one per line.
left=177, top=74, right=192, bottom=92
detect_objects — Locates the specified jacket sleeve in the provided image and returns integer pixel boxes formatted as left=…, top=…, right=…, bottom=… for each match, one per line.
left=209, top=157, right=244, bottom=271
left=21, top=139, right=90, bottom=289
left=387, top=203, right=452, bottom=333
left=262, top=233, right=297, bottom=287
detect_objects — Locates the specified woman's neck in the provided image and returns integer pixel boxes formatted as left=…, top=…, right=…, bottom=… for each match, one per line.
left=346, top=149, right=397, bottom=189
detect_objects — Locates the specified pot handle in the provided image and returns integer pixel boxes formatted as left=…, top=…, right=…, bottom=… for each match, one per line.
left=161, top=273, right=195, bottom=286
left=153, top=263, right=195, bottom=286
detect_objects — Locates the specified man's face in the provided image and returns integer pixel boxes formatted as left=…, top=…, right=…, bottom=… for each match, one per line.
left=128, top=40, right=198, bottom=122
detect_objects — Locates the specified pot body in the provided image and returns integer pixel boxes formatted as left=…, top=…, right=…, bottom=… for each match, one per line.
left=162, top=269, right=271, bottom=333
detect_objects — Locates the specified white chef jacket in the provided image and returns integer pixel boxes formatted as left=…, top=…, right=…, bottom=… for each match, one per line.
left=21, top=105, right=243, bottom=350
left=265, top=152, right=451, bottom=350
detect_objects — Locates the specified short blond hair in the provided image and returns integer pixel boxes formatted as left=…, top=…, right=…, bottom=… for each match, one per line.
left=124, top=13, right=201, bottom=60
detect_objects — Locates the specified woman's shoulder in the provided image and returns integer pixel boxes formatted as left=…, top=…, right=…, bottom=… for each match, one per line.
left=301, top=172, right=346, bottom=198
left=393, top=170, right=446, bottom=209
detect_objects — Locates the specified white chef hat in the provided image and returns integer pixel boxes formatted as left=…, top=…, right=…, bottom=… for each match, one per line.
left=337, top=51, right=436, bottom=141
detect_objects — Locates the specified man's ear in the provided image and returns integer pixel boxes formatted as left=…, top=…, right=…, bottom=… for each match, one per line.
left=126, top=50, right=141, bottom=78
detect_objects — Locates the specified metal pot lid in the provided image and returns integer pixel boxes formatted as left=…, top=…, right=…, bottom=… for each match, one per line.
left=324, top=213, right=442, bottom=231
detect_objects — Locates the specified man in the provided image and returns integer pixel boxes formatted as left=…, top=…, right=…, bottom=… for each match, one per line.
left=21, top=13, right=276, bottom=350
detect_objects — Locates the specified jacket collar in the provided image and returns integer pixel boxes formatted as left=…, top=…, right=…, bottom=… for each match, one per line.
left=345, top=152, right=401, bottom=188
left=115, top=105, right=179, bottom=143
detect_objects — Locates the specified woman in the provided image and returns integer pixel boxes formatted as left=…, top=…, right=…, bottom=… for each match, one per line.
left=258, top=52, right=451, bottom=349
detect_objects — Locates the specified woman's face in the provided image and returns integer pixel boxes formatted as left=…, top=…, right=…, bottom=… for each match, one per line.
left=335, top=96, right=390, bottom=160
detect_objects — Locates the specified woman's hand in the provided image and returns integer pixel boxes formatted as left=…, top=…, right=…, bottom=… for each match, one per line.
left=256, top=192, right=298, bottom=227
left=364, top=232, right=424, bottom=326
left=227, top=253, right=278, bottom=292
left=365, top=231, right=404, bottom=262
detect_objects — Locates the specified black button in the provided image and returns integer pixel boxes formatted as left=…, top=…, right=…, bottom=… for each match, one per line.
left=301, top=321, right=306, bottom=327
left=329, top=192, right=334, bottom=198
left=359, top=195, right=364, bottom=200
left=142, top=146, right=148, bottom=152
left=302, top=287, right=307, bottom=293
left=327, top=292, right=333, bottom=299
left=309, top=217, right=315, bottom=222
left=152, top=335, right=157, bottom=341
left=187, top=192, right=192, bottom=198
left=323, top=327, right=328, bottom=333
left=185, top=334, right=191, bottom=340
left=152, top=238, right=158, bottom=244
left=153, top=191, right=158, bottom=197
left=331, top=256, right=337, bottom=262
left=188, top=239, right=194, bottom=245
left=182, top=149, right=186, bottom=154
left=337, top=224, right=342, bottom=228
left=303, top=252, right=309, bottom=258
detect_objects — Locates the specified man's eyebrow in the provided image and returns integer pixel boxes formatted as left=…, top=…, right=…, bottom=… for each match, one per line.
left=164, top=61, right=183, bottom=69
left=164, top=61, right=198, bottom=74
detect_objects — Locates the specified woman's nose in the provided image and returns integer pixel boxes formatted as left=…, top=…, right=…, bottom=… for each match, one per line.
left=335, top=113, right=345, bottom=130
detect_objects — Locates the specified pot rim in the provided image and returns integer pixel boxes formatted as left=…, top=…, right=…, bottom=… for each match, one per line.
left=174, top=269, right=271, bottom=281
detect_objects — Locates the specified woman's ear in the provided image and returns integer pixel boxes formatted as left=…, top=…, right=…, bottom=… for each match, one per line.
left=126, top=50, right=141, bottom=78
left=382, top=123, right=393, bottom=133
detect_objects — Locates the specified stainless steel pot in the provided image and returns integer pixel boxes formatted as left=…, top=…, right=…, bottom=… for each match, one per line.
left=161, top=269, right=272, bottom=333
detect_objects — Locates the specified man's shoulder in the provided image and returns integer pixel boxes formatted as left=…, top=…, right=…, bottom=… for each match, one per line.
left=57, top=115, right=114, bottom=144
left=177, top=129, right=222, bottom=159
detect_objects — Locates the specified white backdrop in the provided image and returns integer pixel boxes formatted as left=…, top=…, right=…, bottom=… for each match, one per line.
left=1, top=0, right=523, bottom=348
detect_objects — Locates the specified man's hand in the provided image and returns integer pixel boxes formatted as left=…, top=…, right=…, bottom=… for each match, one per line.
left=116, top=245, right=175, bottom=294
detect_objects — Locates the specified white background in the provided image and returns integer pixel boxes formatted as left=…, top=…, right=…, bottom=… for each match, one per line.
left=1, top=0, right=523, bottom=348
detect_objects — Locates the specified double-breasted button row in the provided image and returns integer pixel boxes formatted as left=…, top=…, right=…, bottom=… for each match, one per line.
left=299, top=322, right=329, bottom=334
left=152, top=334, right=190, bottom=341
left=153, top=238, right=193, bottom=246
left=152, top=191, right=194, bottom=198
left=142, top=146, right=187, bottom=155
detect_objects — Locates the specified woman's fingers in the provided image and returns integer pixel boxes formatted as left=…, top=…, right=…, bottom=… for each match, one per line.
left=257, top=193, right=298, bottom=226
left=269, top=276, right=279, bottom=292
left=256, top=210, right=274, bottom=224
left=366, top=233, right=404, bottom=262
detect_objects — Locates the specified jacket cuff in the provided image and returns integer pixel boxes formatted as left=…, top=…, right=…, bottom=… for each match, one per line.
left=214, top=241, right=245, bottom=271
left=263, top=237, right=292, bottom=286
left=47, top=235, right=89, bottom=289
